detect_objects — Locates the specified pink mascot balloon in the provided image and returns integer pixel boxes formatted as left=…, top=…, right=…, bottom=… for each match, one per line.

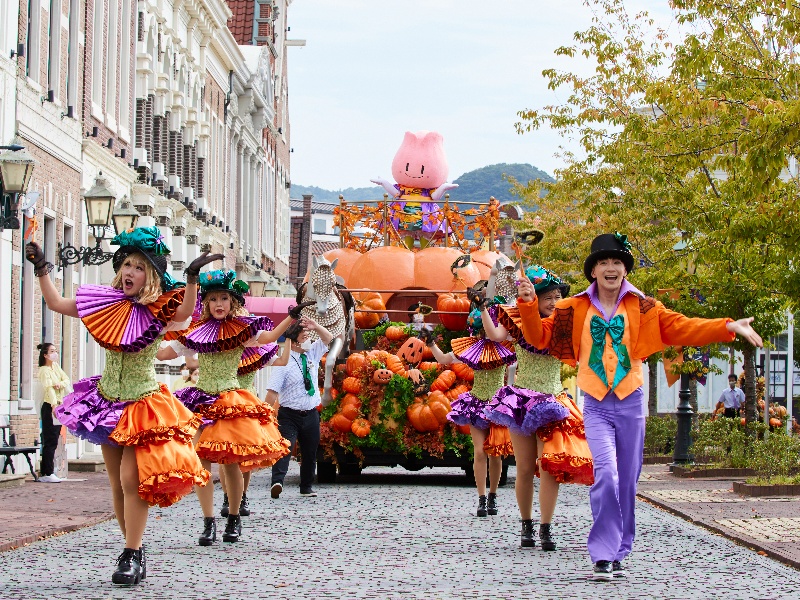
left=371, top=130, right=458, bottom=248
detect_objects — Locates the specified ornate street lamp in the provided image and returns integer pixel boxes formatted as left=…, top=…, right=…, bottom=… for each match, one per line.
left=280, top=278, right=297, bottom=299
left=0, top=144, right=37, bottom=230
left=247, top=271, right=270, bottom=297
left=111, top=196, right=139, bottom=234
left=263, top=277, right=282, bottom=298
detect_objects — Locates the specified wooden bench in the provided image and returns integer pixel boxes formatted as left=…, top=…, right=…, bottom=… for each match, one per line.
left=0, top=415, right=39, bottom=482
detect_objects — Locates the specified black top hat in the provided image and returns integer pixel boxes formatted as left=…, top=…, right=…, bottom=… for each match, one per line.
left=583, top=233, right=634, bottom=282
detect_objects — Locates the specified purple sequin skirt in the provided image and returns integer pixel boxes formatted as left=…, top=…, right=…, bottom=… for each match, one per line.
left=174, top=386, right=219, bottom=428
left=483, top=386, right=569, bottom=436
left=447, top=392, right=490, bottom=430
left=54, top=376, right=132, bottom=446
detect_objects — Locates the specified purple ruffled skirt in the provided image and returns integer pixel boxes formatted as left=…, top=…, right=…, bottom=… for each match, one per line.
left=54, top=376, right=133, bottom=446
left=484, top=386, right=569, bottom=436
left=447, top=392, right=490, bottom=430
left=174, top=386, right=218, bottom=428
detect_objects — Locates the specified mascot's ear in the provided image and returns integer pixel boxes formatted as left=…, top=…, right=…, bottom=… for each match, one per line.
left=330, top=258, right=338, bottom=271
left=312, top=255, right=319, bottom=269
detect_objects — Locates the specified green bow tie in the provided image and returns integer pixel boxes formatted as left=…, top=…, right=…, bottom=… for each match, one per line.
left=588, top=314, right=631, bottom=391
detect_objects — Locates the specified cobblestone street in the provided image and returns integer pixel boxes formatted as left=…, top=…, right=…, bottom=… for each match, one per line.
left=3, top=463, right=800, bottom=600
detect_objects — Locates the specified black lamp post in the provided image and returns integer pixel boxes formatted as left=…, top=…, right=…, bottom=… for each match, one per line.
left=58, top=172, right=136, bottom=270
left=672, top=235, right=696, bottom=465
left=0, top=144, right=37, bottom=230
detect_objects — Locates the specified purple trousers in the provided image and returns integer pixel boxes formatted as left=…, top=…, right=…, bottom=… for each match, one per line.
left=582, top=388, right=646, bottom=563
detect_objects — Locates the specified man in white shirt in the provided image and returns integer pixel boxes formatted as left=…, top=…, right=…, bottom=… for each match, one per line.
left=266, top=317, right=333, bottom=498
left=716, top=374, right=745, bottom=419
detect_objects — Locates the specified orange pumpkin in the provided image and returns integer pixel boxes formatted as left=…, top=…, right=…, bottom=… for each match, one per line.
left=384, top=354, right=406, bottom=375
left=437, top=293, right=470, bottom=331
left=431, top=369, right=457, bottom=392
left=351, top=417, right=371, bottom=438
left=385, top=325, right=408, bottom=341
left=418, top=361, right=441, bottom=372
left=373, top=368, right=393, bottom=384
left=346, top=353, right=366, bottom=376
left=422, top=345, right=434, bottom=360
left=451, top=363, right=474, bottom=382
left=330, top=413, right=353, bottom=433
left=397, top=337, right=426, bottom=364
left=446, top=384, right=470, bottom=400
left=407, top=392, right=452, bottom=432
left=769, top=417, right=783, bottom=428
left=740, top=417, right=746, bottom=426
left=354, top=292, right=386, bottom=329
left=777, top=405, right=788, bottom=417
left=340, top=402, right=360, bottom=420
left=339, top=393, right=361, bottom=411
left=342, top=377, right=361, bottom=394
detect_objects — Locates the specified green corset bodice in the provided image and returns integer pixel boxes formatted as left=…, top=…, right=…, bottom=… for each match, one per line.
left=98, top=338, right=162, bottom=401
left=238, top=372, right=257, bottom=395
left=196, top=348, right=244, bottom=395
left=514, top=344, right=562, bottom=396
left=470, top=366, right=506, bottom=401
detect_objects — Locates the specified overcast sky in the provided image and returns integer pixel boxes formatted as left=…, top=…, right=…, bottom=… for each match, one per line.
left=285, top=0, right=677, bottom=190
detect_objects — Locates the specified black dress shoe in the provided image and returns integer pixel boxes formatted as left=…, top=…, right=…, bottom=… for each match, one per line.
left=487, top=492, right=498, bottom=516
left=222, top=514, right=242, bottom=543
left=112, top=548, right=142, bottom=585
left=138, top=545, right=146, bottom=579
left=199, top=517, right=216, bottom=546
left=220, top=493, right=229, bottom=517
left=239, top=493, right=251, bottom=516
left=476, top=495, right=487, bottom=517
left=539, top=523, right=556, bottom=551
left=520, top=519, right=535, bottom=548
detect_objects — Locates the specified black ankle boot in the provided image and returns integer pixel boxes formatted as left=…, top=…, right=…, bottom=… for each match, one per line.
left=223, top=514, right=242, bottom=543
left=112, top=548, right=142, bottom=585
left=138, top=545, right=146, bottom=579
left=199, top=517, right=216, bottom=547
left=539, top=523, right=556, bottom=551
left=487, top=492, right=498, bottom=516
left=220, top=493, right=229, bottom=517
left=476, top=495, right=488, bottom=517
left=239, top=493, right=250, bottom=517
left=520, top=519, right=535, bottom=548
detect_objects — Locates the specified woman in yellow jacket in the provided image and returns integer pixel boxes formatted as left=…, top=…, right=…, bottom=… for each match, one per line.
left=37, top=342, right=71, bottom=482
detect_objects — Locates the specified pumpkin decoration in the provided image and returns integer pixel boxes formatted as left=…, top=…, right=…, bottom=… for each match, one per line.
left=373, top=368, right=394, bottom=384
left=446, top=384, right=470, bottom=400
left=385, top=325, right=408, bottom=341
left=384, top=354, right=406, bottom=375
left=351, top=417, right=371, bottom=438
left=354, top=292, right=387, bottom=329
left=397, top=337, right=426, bottom=364
left=340, top=402, right=360, bottom=421
left=407, top=391, right=452, bottom=432
left=346, top=353, right=366, bottom=376
left=451, top=363, right=474, bottom=382
left=418, top=361, right=441, bottom=372
left=740, top=417, right=746, bottom=426
left=342, top=377, right=361, bottom=394
left=777, top=405, right=788, bottom=417
left=339, top=393, right=361, bottom=408
left=431, top=369, right=457, bottom=392
left=330, top=413, right=354, bottom=433
left=769, top=417, right=783, bottom=428
left=437, top=292, right=470, bottom=331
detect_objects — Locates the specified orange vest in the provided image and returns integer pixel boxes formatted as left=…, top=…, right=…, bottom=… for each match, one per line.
left=577, top=302, right=643, bottom=400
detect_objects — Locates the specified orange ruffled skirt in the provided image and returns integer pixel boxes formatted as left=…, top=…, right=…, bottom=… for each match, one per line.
left=195, top=389, right=290, bottom=472
left=535, top=392, right=594, bottom=485
left=108, top=384, right=210, bottom=507
left=483, top=423, right=514, bottom=457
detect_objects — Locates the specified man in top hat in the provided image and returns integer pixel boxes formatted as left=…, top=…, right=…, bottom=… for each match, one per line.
left=515, top=232, right=762, bottom=581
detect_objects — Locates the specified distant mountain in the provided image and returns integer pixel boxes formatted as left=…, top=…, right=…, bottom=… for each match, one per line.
left=291, top=163, right=553, bottom=204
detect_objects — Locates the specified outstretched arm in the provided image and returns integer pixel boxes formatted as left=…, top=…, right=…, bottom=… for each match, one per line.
left=300, top=316, right=334, bottom=346
left=270, top=339, right=292, bottom=367
left=516, top=278, right=555, bottom=350
left=481, top=307, right=509, bottom=342
left=25, top=242, right=78, bottom=317
left=419, top=330, right=458, bottom=364
left=370, top=178, right=400, bottom=198
left=254, top=300, right=316, bottom=344
left=176, top=251, right=224, bottom=322
left=658, top=307, right=762, bottom=348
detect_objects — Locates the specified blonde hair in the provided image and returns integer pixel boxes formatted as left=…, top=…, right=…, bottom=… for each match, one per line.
left=110, top=253, right=162, bottom=305
left=201, top=291, right=249, bottom=320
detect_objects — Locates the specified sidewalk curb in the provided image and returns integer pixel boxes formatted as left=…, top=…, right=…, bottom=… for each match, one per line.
left=638, top=492, right=800, bottom=571
left=0, top=512, right=116, bottom=553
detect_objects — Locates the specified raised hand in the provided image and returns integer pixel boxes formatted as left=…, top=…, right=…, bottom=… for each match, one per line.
left=24, top=241, right=53, bottom=277
left=289, top=300, right=316, bottom=319
left=184, top=252, right=225, bottom=282
left=727, top=317, right=763, bottom=348
left=516, top=278, right=534, bottom=303
left=466, top=286, right=487, bottom=309
left=419, top=328, right=434, bottom=346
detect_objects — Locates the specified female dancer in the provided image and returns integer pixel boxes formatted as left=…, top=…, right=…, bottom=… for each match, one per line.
left=421, top=286, right=520, bottom=517
left=218, top=341, right=292, bottom=518
left=482, top=265, right=593, bottom=551
left=37, top=342, right=70, bottom=482
left=157, top=269, right=302, bottom=545
left=25, top=226, right=216, bottom=585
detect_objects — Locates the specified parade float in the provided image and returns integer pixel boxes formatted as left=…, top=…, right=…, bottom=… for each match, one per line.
left=304, top=130, right=526, bottom=482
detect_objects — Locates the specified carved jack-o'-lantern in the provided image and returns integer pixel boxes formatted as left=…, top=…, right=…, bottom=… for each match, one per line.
left=373, top=368, right=393, bottom=384
left=397, top=337, right=426, bottom=364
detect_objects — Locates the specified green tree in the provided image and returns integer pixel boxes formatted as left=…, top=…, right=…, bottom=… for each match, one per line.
left=513, top=0, right=796, bottom=428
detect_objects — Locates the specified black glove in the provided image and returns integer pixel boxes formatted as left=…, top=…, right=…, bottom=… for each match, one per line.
left=184, top=252, right=225, bottom=283
left=24, top=242, right=53, bottom=277
left=419, top=328, right=434, bottom=347
left=466, top=286, right=487, bottom=309
left=288, top=300, right=316, bottom=319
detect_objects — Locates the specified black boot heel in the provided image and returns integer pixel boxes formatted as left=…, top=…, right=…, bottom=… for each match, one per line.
left=239, top=493, right=251, bottom=517
left=520, top=519, right=535, bottom=548
left=476, top=495, right=487, bottom=517
left=199, top=517, right=216, bottom=546
left=539, top=523, right=556, bottom=551
left=223, top=514, right=242, bottom=543
left=220, top=493, right=229, bottom=517
left=112, top=548, right=142, bottom=585
left=138, top=545, right=146, bottom=579
left=487, top=492, right=498, bottom=516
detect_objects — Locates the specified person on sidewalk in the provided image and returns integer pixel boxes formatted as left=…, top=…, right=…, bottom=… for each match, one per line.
left=266, top=317, right=333, bottom=499
left=481, top=265, right=594, bottom=551
left=36, top=342, right=70, bottom=483
left=716, top=374, right=745, bottom=419
left=158, top=269, right=299, bottom=547
left=516, top=232, right=763, bottom=582
left=26, top=227, right=215, bottom=586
